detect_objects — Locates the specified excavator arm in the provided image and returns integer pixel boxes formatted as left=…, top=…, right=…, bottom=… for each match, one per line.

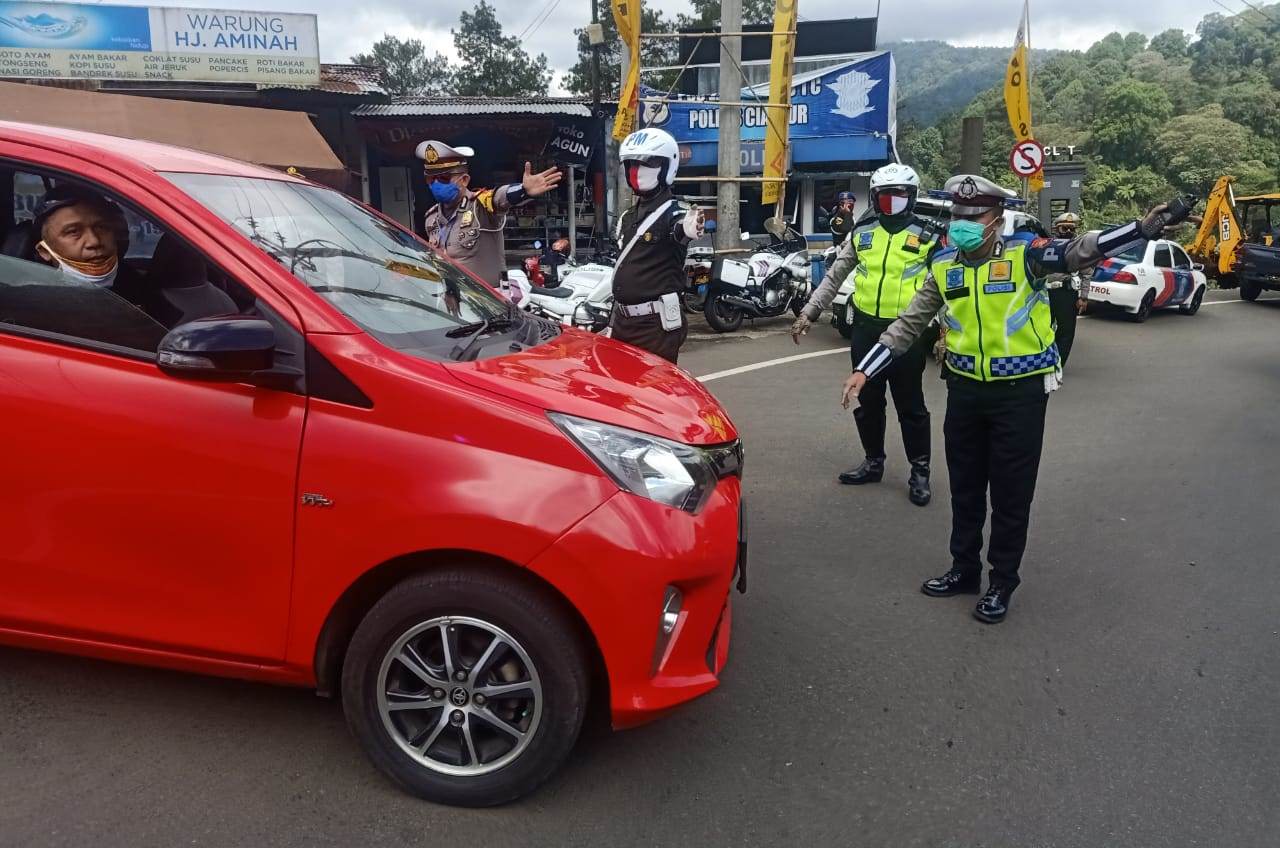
left=1185, top=176, right=1241, bottom=279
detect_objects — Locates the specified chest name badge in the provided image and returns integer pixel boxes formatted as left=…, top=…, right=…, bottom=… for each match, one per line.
left=858, top=231, right=875, bottom=249
left=945, top=267, right=966, bottom=290
left=987, top=260, right=1013, bottom=282
left=983, top=282, right=1016, bottom=294
left=461, top=210, right=474, bottom=226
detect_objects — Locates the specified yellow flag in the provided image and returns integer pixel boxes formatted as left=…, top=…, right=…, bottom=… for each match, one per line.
left=611, top=0, right=641, bottom=141
left=761, top=0, right=797, bottom=205
left=1003, top=2, right=1043, bottom=190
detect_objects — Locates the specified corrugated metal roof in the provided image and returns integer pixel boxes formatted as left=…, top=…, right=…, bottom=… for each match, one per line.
left=354, top=97, right=592, bottom=117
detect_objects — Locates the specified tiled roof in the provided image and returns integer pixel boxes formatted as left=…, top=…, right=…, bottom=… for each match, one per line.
left=354, top=97, right=592, bottom=117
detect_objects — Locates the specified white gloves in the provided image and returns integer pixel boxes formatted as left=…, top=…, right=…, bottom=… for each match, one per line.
left=682, top=206, right=706, bottom=241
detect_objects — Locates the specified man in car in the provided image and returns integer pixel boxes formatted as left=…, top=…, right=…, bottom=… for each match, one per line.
left=33, top=186, right=144, bottom=304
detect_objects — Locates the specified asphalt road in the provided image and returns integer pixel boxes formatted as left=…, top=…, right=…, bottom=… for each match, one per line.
left=4, top=292, right=1280, bottom=847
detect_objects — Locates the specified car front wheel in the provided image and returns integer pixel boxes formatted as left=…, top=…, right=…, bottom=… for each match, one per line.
left=1240, top=278, right=1262, bottom=301
left=1180, top=287, right=1205, bottom=315
left=342, top=569, right=589, bottom=807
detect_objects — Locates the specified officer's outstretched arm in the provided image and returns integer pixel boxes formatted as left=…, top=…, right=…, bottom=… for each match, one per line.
left=1028, top=215, right=1159, bottom=277
left=852, top=274, right=944, bottom=380
left=801, top=238, right=860, bottom=322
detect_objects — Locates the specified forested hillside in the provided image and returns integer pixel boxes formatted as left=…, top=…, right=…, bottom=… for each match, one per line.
left=888, top=41, right=1041, bottom=128
left=895, top=5, right=1280, bottom=228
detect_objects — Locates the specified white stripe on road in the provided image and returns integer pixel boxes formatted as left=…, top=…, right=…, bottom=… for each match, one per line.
left=698, top=347, right=847, bottom=383
left=696, top=295, right=1277, bottom=383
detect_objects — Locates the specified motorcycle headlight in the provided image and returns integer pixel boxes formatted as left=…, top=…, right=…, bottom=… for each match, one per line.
left=550, top=413, right=732, bottom=513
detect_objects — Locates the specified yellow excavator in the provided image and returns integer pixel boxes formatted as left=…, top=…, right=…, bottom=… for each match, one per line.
left=1185, top=176, right=1280, bottom=301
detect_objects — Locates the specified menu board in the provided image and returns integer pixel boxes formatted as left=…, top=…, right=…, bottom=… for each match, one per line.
left=0, top=1, right=320, bottom=84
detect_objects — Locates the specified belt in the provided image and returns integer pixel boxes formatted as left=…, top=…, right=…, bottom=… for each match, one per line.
left=618, top=300, right=662, bottom=317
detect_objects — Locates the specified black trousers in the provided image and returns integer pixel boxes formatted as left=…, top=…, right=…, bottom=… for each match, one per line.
left=610, top=308, right=688, bottom=364
left=1049, top=285, right=1079, bottom=367
left=848, top=312, right=931, bottom=464
left=944, top=374, right=1049, bottom=588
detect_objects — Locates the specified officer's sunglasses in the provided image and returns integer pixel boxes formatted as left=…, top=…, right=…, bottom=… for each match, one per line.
left=426, top=171, right=463, bottom=183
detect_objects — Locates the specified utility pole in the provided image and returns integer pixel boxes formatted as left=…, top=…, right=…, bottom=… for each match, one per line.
left=715, top=0, right=742, bottom=251
left=589, top=0, right=603, bottom=253
left=959, top=116, right=984, bottom=175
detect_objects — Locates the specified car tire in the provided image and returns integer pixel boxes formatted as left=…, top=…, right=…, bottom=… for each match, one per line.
left=1129, top=290, right=1155, bottom=323
left=704, top=291, right=745, bottom=333
left=342, top=568, right=589, bottom=807
left=1240, top=279, right=1262, bottom=302
left=1180, top=287, right=1205, bottom=315
left=835, top=311, right=853, bottom=339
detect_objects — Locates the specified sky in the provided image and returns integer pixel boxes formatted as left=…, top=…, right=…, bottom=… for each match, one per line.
left=67, top=0, right=1223, bottom=83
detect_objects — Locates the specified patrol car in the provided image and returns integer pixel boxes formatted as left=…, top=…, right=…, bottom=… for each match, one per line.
left=1086, top=238, right=1207, bottom=322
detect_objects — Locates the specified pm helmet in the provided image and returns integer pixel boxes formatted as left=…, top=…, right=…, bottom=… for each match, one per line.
left=620, top=128, right=680, bottom=186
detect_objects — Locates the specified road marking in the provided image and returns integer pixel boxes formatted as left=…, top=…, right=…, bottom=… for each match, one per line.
left=698, top=347, right=847, bottom=383
left=1201, top=296, right=1279, bottom=307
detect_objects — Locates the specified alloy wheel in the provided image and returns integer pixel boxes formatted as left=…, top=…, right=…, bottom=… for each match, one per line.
left=376, top=616, right=543, bottom=777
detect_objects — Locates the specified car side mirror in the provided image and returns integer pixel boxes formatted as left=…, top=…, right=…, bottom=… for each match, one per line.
left=1193, top=262, right=1205, bottom=272
left=157, top=316, right=276, bottom=383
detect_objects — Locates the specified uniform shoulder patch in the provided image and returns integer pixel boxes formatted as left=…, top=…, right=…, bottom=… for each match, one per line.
left=475, top=189, right=497, bottom=213
left=1031, top=237, right=1051, bottom=249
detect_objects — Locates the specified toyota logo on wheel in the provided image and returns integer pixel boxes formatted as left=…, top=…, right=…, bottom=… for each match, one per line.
left=450, top=687, right=469, bottom=706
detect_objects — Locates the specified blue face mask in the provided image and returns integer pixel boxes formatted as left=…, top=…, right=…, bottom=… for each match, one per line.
left=948, top=219, right=991, bottom=252
left=429, top=180, right=460, bottom=204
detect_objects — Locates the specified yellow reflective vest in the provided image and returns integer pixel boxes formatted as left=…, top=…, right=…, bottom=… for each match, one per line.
left=850, top=219, right=939, bottom=320
left=932, top=235, right=1059, bottom=381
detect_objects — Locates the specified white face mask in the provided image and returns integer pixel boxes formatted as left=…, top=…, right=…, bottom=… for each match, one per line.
left=627, top=163, right=662, bottom=193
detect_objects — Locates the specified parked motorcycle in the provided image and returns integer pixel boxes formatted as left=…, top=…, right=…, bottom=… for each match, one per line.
left=682, top=245, right=714, bottom=314
left=703, top=218, right=811, bottom=333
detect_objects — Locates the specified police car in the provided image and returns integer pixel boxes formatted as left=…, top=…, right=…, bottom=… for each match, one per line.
left=1086, top=238, right=1207, bottom=322
left=829, top=208, right=1037, bottom=338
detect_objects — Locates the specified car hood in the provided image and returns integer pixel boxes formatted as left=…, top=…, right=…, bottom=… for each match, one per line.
left=444, top=330, right=738, bottom=446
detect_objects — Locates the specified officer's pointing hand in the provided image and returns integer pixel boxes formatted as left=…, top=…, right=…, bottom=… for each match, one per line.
left=841, top=371, right=867, bottom=409
left=790, top=315, right=811, bottom=344
left=523, top=162, right=563, bottom=198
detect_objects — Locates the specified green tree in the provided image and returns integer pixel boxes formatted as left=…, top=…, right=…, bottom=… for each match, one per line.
left=1089, top=80, right=1172, bottom=169
left=450, top=0, right=552, bottom=97
left=351, top=35, right=452, bottom=97
left=1155, top=105, right=1278, bottom=195
left=1085, top=32, right=1127, bottom=65
left=561, top=6, right=679, bottom=99
left=898, top=123, right=948, bottom=189
left=1149, top=28, right=1189, bottom=60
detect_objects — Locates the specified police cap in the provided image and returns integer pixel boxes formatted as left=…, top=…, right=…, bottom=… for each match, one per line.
left=943, top=174, right=1018, bottom=216
left=415, top=140, right=475, bottom=174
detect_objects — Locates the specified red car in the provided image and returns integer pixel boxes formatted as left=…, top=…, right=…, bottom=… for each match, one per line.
left=0, top=121, right=745, bottom=807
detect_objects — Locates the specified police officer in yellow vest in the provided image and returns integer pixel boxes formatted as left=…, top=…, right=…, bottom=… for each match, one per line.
left=793, top=164, right=942, bottom=506
left=841, top=174, right=1188, bottom=623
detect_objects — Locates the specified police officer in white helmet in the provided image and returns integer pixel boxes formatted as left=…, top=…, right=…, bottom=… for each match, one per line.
left=794, top=163, right=944, bottom=506
left=611, top=128, right=705, bottom=363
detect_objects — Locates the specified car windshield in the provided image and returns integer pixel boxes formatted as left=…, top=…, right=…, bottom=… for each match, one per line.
left=1113, top=244, right=1147, bottom=264
left=164, top=172, right=540, bottom=361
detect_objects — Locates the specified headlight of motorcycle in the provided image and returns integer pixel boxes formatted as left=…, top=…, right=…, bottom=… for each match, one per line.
left=550, top=413, right=727, bottom=513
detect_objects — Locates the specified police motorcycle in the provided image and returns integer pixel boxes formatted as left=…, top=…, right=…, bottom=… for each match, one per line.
left=703, top=217, right=811, bottom=334
left=514, top=238, right=618, bottom=328
left=680, top=219, right=718, bottom=313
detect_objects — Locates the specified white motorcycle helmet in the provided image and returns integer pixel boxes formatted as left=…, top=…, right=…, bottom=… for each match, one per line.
left=869, top=163, right=921, bottom=219
left=620, top=128, right=679, bottom=197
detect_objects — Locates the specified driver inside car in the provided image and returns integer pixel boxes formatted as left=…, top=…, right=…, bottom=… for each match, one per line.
left=33, top=186, right=146, bottom=306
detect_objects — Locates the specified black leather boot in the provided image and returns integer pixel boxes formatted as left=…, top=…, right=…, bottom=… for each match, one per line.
left=838, top=457, right=885, bottom=485
left=921, top=568, right=981, bottom=597
left=973, top=584, right=1016, bottom=623
left=908, top=460, right=931, bottom=506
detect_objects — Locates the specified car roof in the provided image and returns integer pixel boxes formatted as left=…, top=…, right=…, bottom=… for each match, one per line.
left=0, top=120, right=306, bottom=182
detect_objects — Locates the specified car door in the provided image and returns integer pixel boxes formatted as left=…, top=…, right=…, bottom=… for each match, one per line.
left=1150, top=243, right=1177, bottom=308
left=1170, top=245, right=1196, bottom=304
left=0, top=157, right=305, bottom=663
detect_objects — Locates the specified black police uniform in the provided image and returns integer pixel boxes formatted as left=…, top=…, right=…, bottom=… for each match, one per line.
left=610, top=187, right=690, bottom=363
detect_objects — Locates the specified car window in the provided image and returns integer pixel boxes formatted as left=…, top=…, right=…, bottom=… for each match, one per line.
left=1153, top=245, right=1173, bottom=268
left=1112, top=244, right=1146, bottom=264
left=165, top=172, right=547, bottom=362
left=2, top=164, right=261, bottom=355
left=0, top=252, right=167, bottom=353
left=1171, top=246, right=1192, bottom=269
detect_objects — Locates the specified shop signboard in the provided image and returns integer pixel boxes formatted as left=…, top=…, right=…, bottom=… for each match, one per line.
left=543, top=116, right=598, bottom=168
left=0, top=1, right=320, bottom=85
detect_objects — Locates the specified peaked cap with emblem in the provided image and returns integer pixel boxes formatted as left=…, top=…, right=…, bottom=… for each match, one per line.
left=943, top=174, right=1019, bottom=216
left=415, top=140, right=475, bottom=174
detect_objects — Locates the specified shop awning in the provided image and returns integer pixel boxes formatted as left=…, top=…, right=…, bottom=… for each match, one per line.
left=0, top=80, right=343, bottom=171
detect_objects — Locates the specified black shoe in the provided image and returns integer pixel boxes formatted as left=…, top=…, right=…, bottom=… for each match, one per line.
left=908, top=461, right=931, bottom=507
left=920, top=569, right=981, bottom=597
left=973, top=584, right=1015, bottom=623
left=839, top=457, right=885, bottom=485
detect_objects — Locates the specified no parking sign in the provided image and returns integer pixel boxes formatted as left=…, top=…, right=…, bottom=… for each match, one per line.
left=1009, top=140, right=1046, bottom=178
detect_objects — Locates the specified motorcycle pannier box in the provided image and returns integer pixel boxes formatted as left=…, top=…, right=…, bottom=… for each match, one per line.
left=714, top=257, right=752, bottom=289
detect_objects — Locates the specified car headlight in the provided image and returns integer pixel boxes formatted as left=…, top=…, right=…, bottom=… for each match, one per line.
left=550, top=413, right=738, bottom=513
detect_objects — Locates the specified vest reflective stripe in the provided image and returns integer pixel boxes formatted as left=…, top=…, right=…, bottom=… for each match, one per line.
left=932, top=239, right=1058, bottom=382
left=851, top=224, right=935, bottom=319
